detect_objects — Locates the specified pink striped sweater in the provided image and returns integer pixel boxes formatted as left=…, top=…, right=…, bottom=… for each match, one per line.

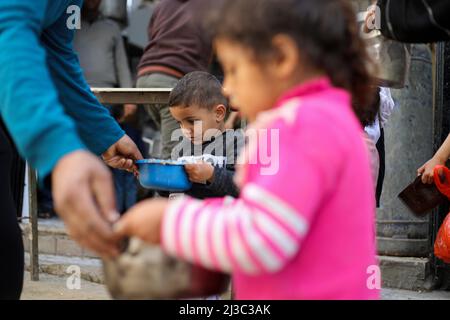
left=161, top=77, right=380, bottom=300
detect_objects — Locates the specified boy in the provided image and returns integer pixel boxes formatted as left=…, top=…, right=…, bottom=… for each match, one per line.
left=168, top=71, right=244, bottom=199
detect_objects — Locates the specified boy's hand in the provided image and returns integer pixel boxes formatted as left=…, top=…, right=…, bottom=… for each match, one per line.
left=417, top=156, right=446, bottom=184
left=184, top=162, right=214, bottom=184
left=113, top=199, right=168, bottom=244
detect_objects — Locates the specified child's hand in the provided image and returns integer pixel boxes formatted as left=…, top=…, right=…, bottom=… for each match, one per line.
left=417, top=157, right=446, bottom=184
left=184, top=162, right=214, bottom=184
left=113, top=199, right=168, bottom=245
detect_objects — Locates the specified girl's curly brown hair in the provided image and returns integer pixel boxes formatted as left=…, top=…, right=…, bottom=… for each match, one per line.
left=206, top=0, right=378, bottom=126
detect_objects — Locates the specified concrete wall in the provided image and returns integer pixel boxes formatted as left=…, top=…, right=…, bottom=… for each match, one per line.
left=377, top=44, right=434, bottom=257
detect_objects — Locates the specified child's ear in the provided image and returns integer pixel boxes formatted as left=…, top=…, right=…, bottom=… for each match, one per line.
left=215, top=104, right=227, bottom=122
left=270, top=34, right=301, bottom=80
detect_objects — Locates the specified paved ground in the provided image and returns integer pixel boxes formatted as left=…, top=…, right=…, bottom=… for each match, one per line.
left=21, top=272, right=110, bottom=300
left=21, top=271, right=450, bottom=300
left=21, top=271, right=232, bottom=300
left=381, top=288, right=450, bottom=300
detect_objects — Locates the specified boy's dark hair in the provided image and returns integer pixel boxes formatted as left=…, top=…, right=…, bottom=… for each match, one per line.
left=206, top=0, right=377, bottom=126
left=168, top=71, right=228, bottom=111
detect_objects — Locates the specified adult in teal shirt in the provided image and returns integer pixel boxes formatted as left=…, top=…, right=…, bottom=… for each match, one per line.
left=0, top=0, right=143, bottom=298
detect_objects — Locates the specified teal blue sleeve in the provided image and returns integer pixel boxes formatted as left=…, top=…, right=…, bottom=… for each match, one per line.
left=42, top=10, right=125, bottom=157
left=0, top=1, right=124, bottom=179
left=0, top=0, right=86, bottom=178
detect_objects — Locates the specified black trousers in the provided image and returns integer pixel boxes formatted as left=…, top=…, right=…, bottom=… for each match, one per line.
left=375, top=128, right=385, bottom=208
left=0, top=118, right=24, bottom=299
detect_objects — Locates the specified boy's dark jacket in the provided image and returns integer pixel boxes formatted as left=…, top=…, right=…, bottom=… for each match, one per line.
left=169, top=129, right=244, bottom=199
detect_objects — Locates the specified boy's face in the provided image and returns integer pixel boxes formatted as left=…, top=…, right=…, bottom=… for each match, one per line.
left=170, top=104, right=226, bottom=145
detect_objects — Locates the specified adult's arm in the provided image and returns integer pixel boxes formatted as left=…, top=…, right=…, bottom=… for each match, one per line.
left=0, top=0, right=87, bottom=178
left=42, top=12, right=124, bottom=160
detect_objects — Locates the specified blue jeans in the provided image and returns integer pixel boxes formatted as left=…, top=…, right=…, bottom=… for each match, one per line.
left=112, top=168, right=137, bottom=214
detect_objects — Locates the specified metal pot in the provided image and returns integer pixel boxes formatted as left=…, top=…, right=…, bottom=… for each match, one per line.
left=358, top=11, right=411, bottom=89
left=103, top=238, right=230, bottom=299
left=136, top=159, right=193, bottom=192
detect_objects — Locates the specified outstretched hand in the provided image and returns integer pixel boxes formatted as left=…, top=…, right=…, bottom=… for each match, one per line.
left=102, top=134, right=143, bottom=173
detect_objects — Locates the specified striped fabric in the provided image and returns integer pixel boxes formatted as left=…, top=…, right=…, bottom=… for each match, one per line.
left=162, top=184, right=309, bottom=275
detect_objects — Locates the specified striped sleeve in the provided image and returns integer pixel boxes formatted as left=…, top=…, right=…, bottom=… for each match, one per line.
left=161, top=104, right=342, bottom=275
left=161, top=183, right=309, bottom=275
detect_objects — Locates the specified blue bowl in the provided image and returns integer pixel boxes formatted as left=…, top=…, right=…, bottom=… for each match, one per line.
left=136, top=159, right=192, bottom=192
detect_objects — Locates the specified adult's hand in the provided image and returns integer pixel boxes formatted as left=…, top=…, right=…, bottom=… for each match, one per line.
left=119, top=104, right=138, bottom=123
left=102, top=134, right=143, bottom=173
left=52, top=150, right=120, bottom=258
left=418, top=134, right=450, bottom=184
left=417, top=156, right=445, bottom=184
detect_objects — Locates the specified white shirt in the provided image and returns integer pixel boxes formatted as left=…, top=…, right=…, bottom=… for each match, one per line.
left=365, top=87, right=396, bottom=143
